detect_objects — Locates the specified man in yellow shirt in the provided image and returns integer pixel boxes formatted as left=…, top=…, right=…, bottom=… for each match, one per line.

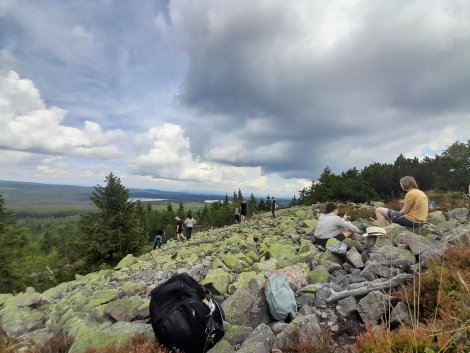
left=375, top=176, right=428, bottom=227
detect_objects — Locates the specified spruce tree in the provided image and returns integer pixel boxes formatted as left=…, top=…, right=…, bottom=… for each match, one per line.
left=79, top=173, right=147, bottom=264
left=0, top=195, right=27, bottom=292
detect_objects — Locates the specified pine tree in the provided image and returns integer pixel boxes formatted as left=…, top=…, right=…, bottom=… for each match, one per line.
left=78, top=173, right=147, bottom=264
left=0, top=195, right=27, bottom=292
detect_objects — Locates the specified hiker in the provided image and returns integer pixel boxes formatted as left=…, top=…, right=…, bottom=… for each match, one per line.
left=375, top=176, right=428, bottom=228
left=184, top=215, right=196, bottom=240
left=240, top=200, right=248, bottom=222
left=271, top=197, right=277, bottom=218
left=314, top=202, right=361, bottom=257
left=234, top=205, right=241, bottom=223
left=175, top=217, right=185, bottom=241
left=153, top=229, right=164, bottom=250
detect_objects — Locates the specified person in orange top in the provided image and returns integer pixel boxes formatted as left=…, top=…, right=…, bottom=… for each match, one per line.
left=375, top=176, right=428, bottom=228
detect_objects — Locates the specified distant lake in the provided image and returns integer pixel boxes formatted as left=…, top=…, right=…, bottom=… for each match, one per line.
left=128, top=198, right=168, bottom=202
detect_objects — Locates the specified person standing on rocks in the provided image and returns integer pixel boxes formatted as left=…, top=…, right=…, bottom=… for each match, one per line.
left=175, top=217, right=184, bottom=241
left=184, top=214, right=196, bottom=240
left=314, top=202, right=362, bottom=258
left=375, top=176, right=428, bottom=228
left=234, top=205, right=241, bottom=223
left=240, top=200, right=248, bottom=222
left=271, top=197, right=277, bottom=218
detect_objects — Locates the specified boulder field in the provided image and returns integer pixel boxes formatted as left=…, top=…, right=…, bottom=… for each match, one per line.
left=1, top=205, right=469, bottom=353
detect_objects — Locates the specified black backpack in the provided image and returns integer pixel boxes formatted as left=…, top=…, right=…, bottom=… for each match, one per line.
left=149, top=273, right=225, bottom=353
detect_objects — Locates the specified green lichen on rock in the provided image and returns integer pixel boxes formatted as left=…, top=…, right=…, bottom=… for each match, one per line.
left=68, top=325, right=131, bottom=353
left=0, top=307, right=45, bottom=337
left=122, top=282, right=146, bottom=296
left=222, top=252, right=252, bottom=272
left=0, top=294, right=12, bottom=306
left=104, top=297, right=149, bottom=321
left=201, top=268, right=230, bottom=295
left=308, top=265, right=329, bottom=284
left=3, top=292, right=42, bottom=308
left=114, top=254, right=136, bottom=270
left=89, top=289, right=119, bottom=307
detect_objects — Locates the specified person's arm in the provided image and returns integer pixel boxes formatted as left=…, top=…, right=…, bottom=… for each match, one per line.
left=336, top=216, right=361, bottom=234
left=400, top=192, right=413, bottom=214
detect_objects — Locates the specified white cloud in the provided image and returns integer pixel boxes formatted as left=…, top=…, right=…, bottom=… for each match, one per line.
left=0, top=70, right=124, bottom=159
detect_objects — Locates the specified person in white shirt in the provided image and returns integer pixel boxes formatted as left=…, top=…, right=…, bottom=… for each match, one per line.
left=184, top=215, right=196, bottom=240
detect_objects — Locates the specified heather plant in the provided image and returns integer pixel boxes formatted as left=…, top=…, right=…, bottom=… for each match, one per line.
left=280, top=328, right=336, bottom=353
left=83, top=335, right=175, bottom=353
left=356, top=246, right=470, bottom=353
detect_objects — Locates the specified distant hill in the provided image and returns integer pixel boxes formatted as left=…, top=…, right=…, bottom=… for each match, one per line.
left=0, top=180, right=225, bottom=209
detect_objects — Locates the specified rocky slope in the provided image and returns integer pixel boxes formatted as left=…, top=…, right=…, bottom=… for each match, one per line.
left=0, top=205, right=469, bottom=353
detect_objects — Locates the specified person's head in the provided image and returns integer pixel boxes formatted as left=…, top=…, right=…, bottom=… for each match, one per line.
left=324, top=202, right=338, bottom=214
left=187, top=214, right=192, bottom=219
left=272, top=197, right=276, bottom=200
left=400, top=176, right=418, bottom=191
left=175, top=216, right=180, bottom=221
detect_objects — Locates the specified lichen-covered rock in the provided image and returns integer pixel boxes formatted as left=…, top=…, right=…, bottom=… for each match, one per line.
left=88, top=289, right=119, bottom=307
left=114, top=254, right=136, bottom=270
left=447, top=208, right=469, bottom=221
left=447, top=226, right=470, bottom=245
left=3, top=292, right=42, bottom=307
left=104, top=297, right=149, bottom=321
left=0, top=307, right=45, bottom=337
left=236, top=323, right=278, bottom=353
left=201, top=268, right=230, bottom=295
left=390, top=301, right=412, bottom=326
left=68, top=325, right=131, bottom=353
left=277, top=314, right=321, bottom=348
left=42, top=280, right=83, bottom=302
left=223, top=322, right=253, bottom=345
left=255, top=258, right=279, bottom=273
left=122, top=282, right=146, bottom=296
left=221, top=277, right=270, bottom=328
left=368, top=245, right=416, bottom=268
left=221, top=252, right=252, bottom=272
left=207, top=339, right=236, bottom=353
left=336, top=296, right=357, bottom=317
left=427, top=211, right=447, bottom=225
left=309, top=265, right=329, bottom=284
left=357, top=291, right=393, bottom=323
left=0, top=293, right=12, bottom=306
left=232, top=271, right=260, bottom=290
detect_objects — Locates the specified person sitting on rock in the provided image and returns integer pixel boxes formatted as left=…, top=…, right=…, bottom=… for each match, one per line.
left=374, top=176, right=428, bottom=228
left=314, top=202, right=362, bottom=257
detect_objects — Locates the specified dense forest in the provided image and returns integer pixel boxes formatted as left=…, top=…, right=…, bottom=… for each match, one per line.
left=0, top=140, right=469, bottom=294
left=293, top=140, right=470, bottom=205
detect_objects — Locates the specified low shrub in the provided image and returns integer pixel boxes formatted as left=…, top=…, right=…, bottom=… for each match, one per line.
left=356, top=245, right=470, bottom=353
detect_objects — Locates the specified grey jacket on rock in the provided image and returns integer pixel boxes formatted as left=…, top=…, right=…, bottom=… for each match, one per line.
left=314, top=213, right=361, bottom=239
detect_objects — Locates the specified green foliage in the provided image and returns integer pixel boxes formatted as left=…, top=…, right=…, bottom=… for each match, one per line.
left=298, top=140, right=470, bottom=204
left=78, top=173, right=147, bottom=264
left=0, top=195, right=28, bottom=292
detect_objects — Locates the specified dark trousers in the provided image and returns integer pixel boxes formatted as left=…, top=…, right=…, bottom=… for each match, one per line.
left=186, top=227, right=193, bottom=240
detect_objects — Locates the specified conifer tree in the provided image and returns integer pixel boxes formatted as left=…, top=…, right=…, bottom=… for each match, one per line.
left=0, top=195, right=27, bottom=292
left=78, top=173, right=147, bottom=264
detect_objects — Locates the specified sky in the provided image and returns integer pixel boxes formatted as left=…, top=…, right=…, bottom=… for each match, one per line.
left=0, top=0, right=469, bottom=198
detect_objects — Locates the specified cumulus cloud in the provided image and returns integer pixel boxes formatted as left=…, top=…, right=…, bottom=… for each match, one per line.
left=130, top=123, right=272, bottom=191
left=0, top=70, right=124, bottom=158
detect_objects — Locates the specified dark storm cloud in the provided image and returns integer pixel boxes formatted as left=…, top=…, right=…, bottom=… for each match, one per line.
left=174, top=1, right=470, bottom=179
